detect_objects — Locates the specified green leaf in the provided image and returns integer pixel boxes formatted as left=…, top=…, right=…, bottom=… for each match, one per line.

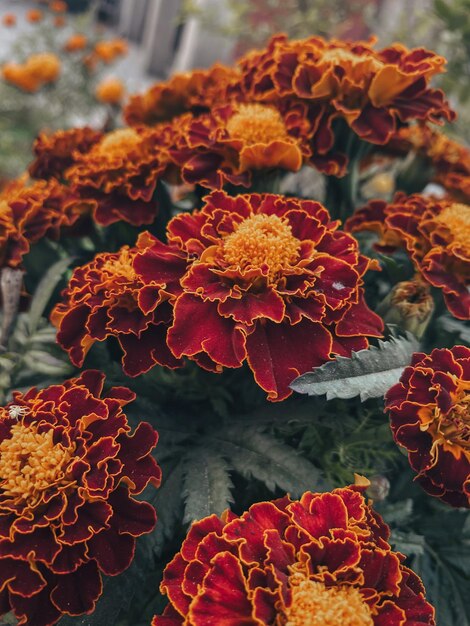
left=438, top=315, right=470, bottom=344
left=210, top=426, right=328, bottom=496
left=182, top=449, right=234, bottom=523
left=28, top=256, right=73, bottom=335
left=290, top=333, right=420, bottom=401
left=147, top=460, right=185, bottom=556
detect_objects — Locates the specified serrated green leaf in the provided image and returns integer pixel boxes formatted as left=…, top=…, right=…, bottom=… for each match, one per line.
left=290, top=333, right=419, bottom=401
left=210, top=426, right=328, bottom=496
left=28, top=256, right=73, bottom=335
left=182, top=449, right=234, bottom=523
left=148, top=460, right=185, bottom=556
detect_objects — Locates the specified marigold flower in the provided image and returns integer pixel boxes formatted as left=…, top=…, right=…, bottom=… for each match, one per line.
left=51, top=235, right=182, bottom=375
left=53, top=15, right=66, bottom=27
left=26, top=8, right=43, bottom=22
left=171, top=100, right=347, bottom=188
left=386, top=346, right=470, bottom=507
left=94, top=39, right=128, bottom=64
left=123, top=64, right=240, bottom=126
left=393, top=124, right=470, bottom=201
left=29, top=127, right=103, bottom=180
left=134, top=191, right=383, bottom=400
left=2, top=14, right=16, bottom=27
left=49, top=0, right=67, bottom=12
left=2, top=63, right=41, bottom=93
left=0, top=177, right=82, bottom=269
left=0, top=370, right=161, bottom=626
left=25, top=52, right=61, bottom=83
left=153, top=481, right=435, bottom=626
left=95, top=77, right=125, bottom=104
left=236, top=34, right=454, bottom=145
left=64, top=33, right=87, bottom=52
left=346, top=193, right=470, bottom=319
left=378, top=278, right=434, bottom=338
left=64, top=127, right=174, bottom=226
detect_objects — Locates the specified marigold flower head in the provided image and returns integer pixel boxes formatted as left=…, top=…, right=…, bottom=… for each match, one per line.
left=171, top=100, right=347, bottom=188
left=2, top=62, right=41, bottom=93
left=0, top=176, right=82, bottom=269
left=2, top=14, right=16, bottom=27
left=153, top=481, right=435, bottom=625
left=25, top=52, right=61, bottom=83
left=53, top=15, right=66, bottom=27
left=379, top=278, right=434, bottom=338
left=51, top=235, right=182, bottom=376
left=124, top=64, right=239, bottom=126
left=132, top=191, right=383, bottom=400
left=64, top=33, right=87, bottom=52
left=236, top=34, right=454, bottom=145
left=26, top=8, right=43, bottom=22
left=393, top=124, right=470, bottom=202
left=0, top=370, right=161, bottom=626
left=386, top=346, right=470, bottom=507
left=346, top=193, right=470, bottom=319
left=94, top=39, right=128, bottom=64
left=29, top=127, right=103, bottom=180
left=49, top=0, right=67, bottom=12
left=95, top=76, right=125, bottom=104
left=64, top=126, right=175, bottom=226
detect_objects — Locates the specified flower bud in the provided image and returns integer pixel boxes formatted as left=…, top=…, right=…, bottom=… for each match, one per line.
left=377, top=278, right=434, bottom=338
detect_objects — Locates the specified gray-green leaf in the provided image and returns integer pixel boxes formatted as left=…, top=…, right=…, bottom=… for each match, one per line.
left=290, top=333, right=420, bottom=401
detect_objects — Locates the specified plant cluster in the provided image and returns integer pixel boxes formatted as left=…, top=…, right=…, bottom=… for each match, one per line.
left=0, top=21, right=469, bottom=626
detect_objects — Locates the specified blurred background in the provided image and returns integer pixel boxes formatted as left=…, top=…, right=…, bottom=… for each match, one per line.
left=1, top=0, right=469, bottom=180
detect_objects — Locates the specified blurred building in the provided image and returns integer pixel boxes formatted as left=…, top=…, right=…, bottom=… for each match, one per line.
left=114, top=0, right=235, bottom=76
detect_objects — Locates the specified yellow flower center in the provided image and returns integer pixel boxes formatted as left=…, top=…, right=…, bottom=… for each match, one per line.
left=435, top=393, right=470, bottom=451
left=222, top=213, right=300, bottom=280
left=282, top=576, right=374, bottom=626
left=102, top=247, right=137, bottom=283
left=433, top=203, right=470, bottom=252
left=226, top=104, right=289, bottom=145
left=98, top=128, right=141, bottom=156
left=0, top=422, right=74, bottom=505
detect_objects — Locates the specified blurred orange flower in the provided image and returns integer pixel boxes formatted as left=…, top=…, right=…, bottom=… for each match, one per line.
left=95, top=77, right=125, bottom=104
left=64, top=33, right=87, bottom=52
left=2, top=63, right=41, bottom=93
left=94, top=39, right=128, bottom=63
left=26, top=8, right=43, bottom=23
left=2, top=14, right=16, bottom=27
left=25, top=52, right=61, bottom=83
left=49, top=0, right=67, bottom=11
left=53, top=15, right=66, bottom=27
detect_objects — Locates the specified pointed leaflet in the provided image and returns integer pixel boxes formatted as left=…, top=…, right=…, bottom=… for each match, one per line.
left=208, top=425, right=328, bottom=496
left=28, top=256, right=73, bottom=334
left=290, top=333, right=419, bottom=401
left=182, top=449, right=234, bottom=524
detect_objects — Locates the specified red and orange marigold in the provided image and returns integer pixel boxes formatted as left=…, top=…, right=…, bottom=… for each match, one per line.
left=235, top=34, right=454, bottom=145
left=386, top=346, right=470, bottom=508
left=123, top=64, right=240, bottom=127
left=64, top=127, right=175, bottom=226
left=0, top=370, right=161, bottom=626
left=0, top=176, right=82, bottom=269
left=170, top=99, right=346, bottom=189
left=346, top=193, right=470, bottom=319
left=29, top=127, right=103, bottom=180
left=152, top=480, right=435, bottom=626
left=133, top=191, right=383, bottom=401
left=51, top=234, right=182, bottom=377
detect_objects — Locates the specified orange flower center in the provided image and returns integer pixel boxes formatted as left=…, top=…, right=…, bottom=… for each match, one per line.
left=433, top=203, right=470, bottom=252
left=226, top=104, right=289, bottom=145
left=282, top=575, right=373, bottom=626
left=98, top=128, right=141, bottom=157
left=0, top=423, right=74, bottom=505
left=102, top=247, right=137, bottom=282
left=436, top=393, right=470, bottom=451
left=222, top=213, right=300, bottom=279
